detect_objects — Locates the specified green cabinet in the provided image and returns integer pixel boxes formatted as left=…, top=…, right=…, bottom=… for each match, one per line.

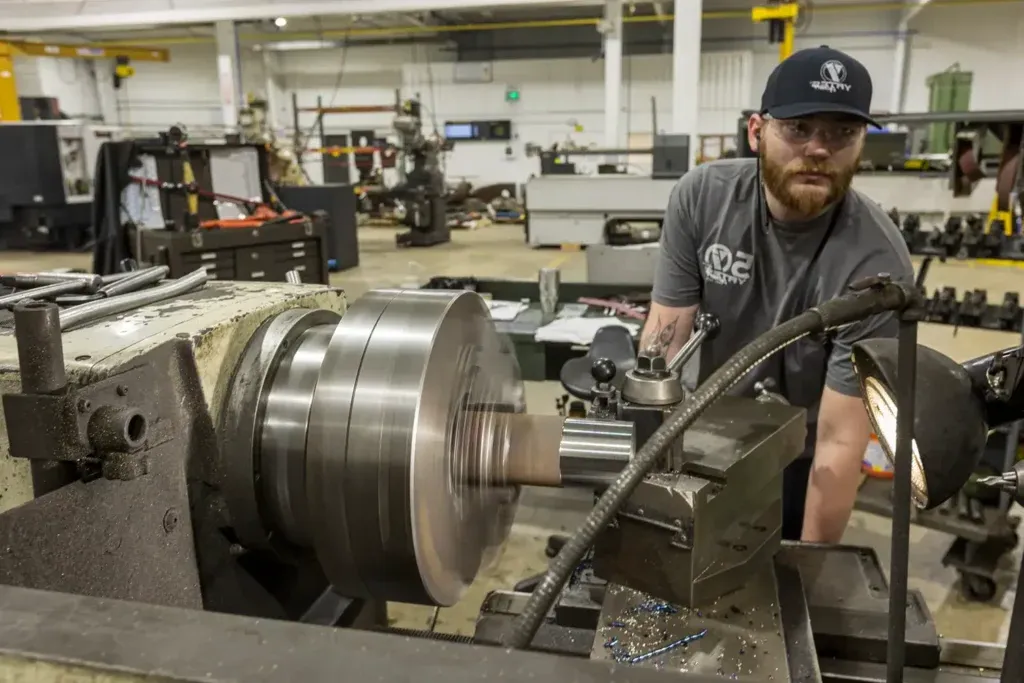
left=926, top=67, right=973, bottom=154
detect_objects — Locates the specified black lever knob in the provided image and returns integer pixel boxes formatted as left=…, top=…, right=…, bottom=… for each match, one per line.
left=591, top=357, right=617, bottom=384
left=695, top=312, right=721, bottom=340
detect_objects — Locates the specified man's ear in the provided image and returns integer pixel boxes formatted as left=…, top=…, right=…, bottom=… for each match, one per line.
left=747, top=114, right=763, bottom=153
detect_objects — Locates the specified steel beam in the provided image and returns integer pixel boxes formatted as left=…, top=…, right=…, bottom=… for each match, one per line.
left=6, top=40, right=168, bottom=62
left=2, top=0, right=606, bottom=32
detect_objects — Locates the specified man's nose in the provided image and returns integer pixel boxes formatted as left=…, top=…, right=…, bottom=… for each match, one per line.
left=804, top=137, right=832, bottom=159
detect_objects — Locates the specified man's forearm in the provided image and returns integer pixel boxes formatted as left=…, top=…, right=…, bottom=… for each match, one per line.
left=802, top=438, right=866, bottom=543
left=639, top=303, right=696, bottom=362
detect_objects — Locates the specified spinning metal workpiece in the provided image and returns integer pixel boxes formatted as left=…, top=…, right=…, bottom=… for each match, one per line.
left=222, top=288, right=526, bottom=606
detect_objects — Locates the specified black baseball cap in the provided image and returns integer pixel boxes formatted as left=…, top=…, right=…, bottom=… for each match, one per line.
left=760, top=46, right=879, bottom=127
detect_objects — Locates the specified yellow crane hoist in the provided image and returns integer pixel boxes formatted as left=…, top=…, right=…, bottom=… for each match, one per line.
left=0, top=40, right=169, bottom=122
left=752, top=2, right=801, bottom=63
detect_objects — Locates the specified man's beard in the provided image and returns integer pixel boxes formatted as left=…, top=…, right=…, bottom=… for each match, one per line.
left=759, top=135, right=859, bottom=218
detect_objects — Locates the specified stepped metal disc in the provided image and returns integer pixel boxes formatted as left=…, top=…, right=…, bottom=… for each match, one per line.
left=305, top=289, right=524, bottom=606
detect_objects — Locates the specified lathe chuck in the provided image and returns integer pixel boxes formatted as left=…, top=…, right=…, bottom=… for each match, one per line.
left=220, top=289, right=524, bottom=607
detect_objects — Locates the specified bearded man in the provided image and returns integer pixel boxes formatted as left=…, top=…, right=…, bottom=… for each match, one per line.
left=642, top=46, right=913, bottom=543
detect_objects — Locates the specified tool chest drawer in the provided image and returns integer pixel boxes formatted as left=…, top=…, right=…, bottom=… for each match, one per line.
left=134, top=219, right=330, bottom=284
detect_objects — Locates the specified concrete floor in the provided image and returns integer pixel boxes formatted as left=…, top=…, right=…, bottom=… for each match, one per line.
left=5, top=223, right=1023, bottom=648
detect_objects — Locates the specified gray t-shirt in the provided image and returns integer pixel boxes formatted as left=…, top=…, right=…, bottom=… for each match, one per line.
left=652, top=158, right=914, bottom=457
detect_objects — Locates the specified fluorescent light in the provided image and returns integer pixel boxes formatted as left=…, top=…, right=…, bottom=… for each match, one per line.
left=260, top=39, right=344, bottom=51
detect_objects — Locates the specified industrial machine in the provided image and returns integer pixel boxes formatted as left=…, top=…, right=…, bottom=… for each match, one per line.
left=294, top=93, right=452, bottom=248
left=391, top=98, right=452, bottom=248
left=0, top=120, right=123, bottom=250
left=0, top=271, right=1014, bottom=682
left=523, top=135, right=689, bottom=247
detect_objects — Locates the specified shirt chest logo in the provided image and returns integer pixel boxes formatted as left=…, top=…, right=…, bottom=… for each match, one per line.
left=704, top=243, right=753, bottom=286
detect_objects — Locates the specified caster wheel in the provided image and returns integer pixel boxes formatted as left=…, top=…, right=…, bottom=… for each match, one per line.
left=961, top=574, right=997, bottom=602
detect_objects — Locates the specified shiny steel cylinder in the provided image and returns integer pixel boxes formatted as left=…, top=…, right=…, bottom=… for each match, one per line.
left=259, top=323, right=335, bottom=547
left=559, top=418, right=635, bottom=486
left=222, top=289, right=525, bottom=608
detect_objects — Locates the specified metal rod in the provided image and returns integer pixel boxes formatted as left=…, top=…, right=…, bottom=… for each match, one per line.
left=0, top=272, right=101, bottom=289
left=886, top=317, right=918, bottom=683
left=60, top=268, right=209, bottom=331
left=97, top=265, right=169, bottom=297
left=667, top=327, right=707, bottom=374
left=0, top=279, right=93, bottom=309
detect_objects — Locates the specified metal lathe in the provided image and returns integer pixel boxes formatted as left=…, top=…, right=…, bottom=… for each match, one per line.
left=0, top=280, right=1006, bottom=682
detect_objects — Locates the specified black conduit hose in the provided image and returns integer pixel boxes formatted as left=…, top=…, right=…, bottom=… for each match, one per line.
left=504, top=279, right=920, bottom=649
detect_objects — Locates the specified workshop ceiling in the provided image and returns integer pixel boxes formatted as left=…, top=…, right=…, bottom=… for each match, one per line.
left=2, top=0, right=912, bottom=35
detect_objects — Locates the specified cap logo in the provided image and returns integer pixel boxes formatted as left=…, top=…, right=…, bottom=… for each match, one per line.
left=810, top=59, right=852, bottom=94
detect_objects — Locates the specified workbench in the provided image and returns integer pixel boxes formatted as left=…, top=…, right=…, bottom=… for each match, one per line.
left=422, top=277, right=649, bottom=381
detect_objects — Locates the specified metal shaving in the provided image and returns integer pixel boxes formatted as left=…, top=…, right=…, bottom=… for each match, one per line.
left=632, top=599, right=679, bottom=615
left=609, top=628, right=709, bottom=664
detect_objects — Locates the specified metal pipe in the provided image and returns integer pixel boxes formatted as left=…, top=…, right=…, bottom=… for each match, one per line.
left=886, top=317, right=918, bottom=683
left=876, top=110, right=1024, bottom=125
left=60, top=268, right=209, bottom=331
left=0, top=279, right=93, bottom=309
left=0, top=272, right=102, bottom=289
left=97, top=265, right=169, bottom=297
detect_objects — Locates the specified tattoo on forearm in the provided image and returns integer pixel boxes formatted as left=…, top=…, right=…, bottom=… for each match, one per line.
left=641, top=316, right=677, bottom=357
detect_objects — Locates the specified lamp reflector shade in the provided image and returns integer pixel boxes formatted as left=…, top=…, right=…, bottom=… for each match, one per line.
left=852, top=339, right=988, bottom=510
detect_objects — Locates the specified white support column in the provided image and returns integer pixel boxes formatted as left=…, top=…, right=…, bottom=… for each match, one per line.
left=603, top=0, right=624, bottom=157
left=672, top=0, right=702, bottom=165
left=890, top=0, right=933, bottom=114
left=262, top=50, right=281, bottom=131
left=889, top=23, right=911, bottom=114
left=215, top=20, right=243, bottom=131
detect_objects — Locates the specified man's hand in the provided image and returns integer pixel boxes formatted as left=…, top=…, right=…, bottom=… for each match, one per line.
left=802, top=386, right=873, bottom=543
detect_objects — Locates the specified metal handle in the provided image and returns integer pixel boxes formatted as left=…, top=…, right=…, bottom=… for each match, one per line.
left=667, top=327, right=707, bottom=374
left=667, top=312, right=721, bottom=374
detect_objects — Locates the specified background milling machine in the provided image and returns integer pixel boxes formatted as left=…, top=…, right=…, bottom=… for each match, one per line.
left=0, top=277, right=1005, bottom=682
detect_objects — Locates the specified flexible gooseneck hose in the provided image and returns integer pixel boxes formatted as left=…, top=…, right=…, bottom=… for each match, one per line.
left=504, top=280, right=918, bottom=649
